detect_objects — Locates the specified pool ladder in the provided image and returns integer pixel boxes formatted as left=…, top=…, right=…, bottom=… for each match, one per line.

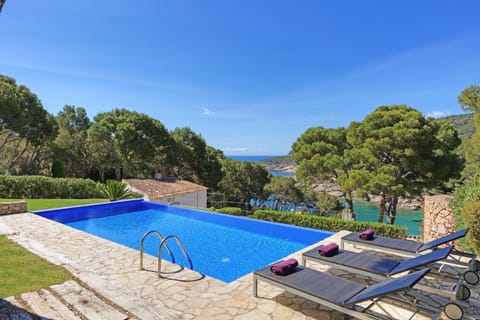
left=139, top=230, right=193, bottom=277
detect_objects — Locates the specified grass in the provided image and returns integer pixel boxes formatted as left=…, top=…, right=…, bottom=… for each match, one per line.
left=0, top=235, right=73, bottom=298
left=0, top=198, right=107, bottom=211
left=0, top=198, right=106, bottom=297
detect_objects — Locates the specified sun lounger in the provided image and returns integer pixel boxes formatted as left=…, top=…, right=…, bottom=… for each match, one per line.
left=302, top=245, right=470, bottom=304
left=341, top=228, right=479, bottom=285
left=253, top=266, right=441, bottom=320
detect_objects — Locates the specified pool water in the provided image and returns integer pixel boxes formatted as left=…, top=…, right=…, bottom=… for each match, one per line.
left=35, top=200, right=332, bottom=283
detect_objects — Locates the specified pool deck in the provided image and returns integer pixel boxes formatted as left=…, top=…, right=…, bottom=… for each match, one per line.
left=1, top=211, right=479, bottom=319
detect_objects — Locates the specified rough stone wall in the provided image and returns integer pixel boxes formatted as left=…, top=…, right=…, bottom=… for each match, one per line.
left=423, top=195, right=455, bottom=243
left=0, top=201, right=28, bottom=215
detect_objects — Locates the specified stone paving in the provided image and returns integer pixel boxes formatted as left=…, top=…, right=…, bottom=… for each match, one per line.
left=1, top=212, right=479, bottom=319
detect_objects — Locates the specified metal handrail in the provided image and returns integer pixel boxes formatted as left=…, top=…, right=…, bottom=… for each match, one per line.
left=139, top=230, right=174, bottom=270
left=158, top=235, right=193, bottom=277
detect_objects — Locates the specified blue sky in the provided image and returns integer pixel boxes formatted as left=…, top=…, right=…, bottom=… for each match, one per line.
left=1, top=1, right=479, bottom=155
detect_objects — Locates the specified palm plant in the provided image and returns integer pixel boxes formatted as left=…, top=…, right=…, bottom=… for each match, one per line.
left=103, top=180, right=131, bottom=201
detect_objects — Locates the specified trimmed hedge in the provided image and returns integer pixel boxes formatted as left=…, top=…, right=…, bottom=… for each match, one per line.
left=0, top=175, right=105, bottom=199
left=215, top=207, right=243, bottom=216
left=252, top=210, right=408, bottom=239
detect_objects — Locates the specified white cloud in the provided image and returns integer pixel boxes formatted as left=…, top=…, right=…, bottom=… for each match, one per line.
left=427, top=111, right=451, bottom=118
left=203, top=108, right=216, bottom=116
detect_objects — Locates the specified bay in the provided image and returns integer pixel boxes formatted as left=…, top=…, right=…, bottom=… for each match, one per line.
left=226, top=155, right=295, bottom=177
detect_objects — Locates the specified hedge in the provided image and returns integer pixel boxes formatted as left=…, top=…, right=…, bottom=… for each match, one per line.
left=252, top=209, right=408, bottom=239
left=215, top=207, right=243, bottom=216
left=0, top=175, right=105, bottom=199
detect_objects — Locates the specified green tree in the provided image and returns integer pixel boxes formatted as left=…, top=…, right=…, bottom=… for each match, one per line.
left=458, top=85, right=480, bottom=177
left=0, top=75, right=57, bottom=174
left=347, top=105, right=462, bottom=224
left=53, top=105, right=91, bottom=177
left=312, top=192, right=339, bottom=214
left=202, top=146, right=225, bottom=190
left=292, top=126, right=366, bottom=219
left=87, top=109, right=171, bottom=180
left=168, top=127, right=223, bottom=189
left=264, top=176, right=303, bottom=204
left=217, top=159, right=270, bottom=207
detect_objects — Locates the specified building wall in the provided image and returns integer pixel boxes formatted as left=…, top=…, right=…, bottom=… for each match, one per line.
left=422, top=195, right=456, bottom=244
left=174, top=190, right=207, bottom=208
left=153, top=190, right=207, bottom=208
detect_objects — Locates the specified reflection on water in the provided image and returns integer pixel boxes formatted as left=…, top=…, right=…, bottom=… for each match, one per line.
left=352, top=201, right=423, bottom=236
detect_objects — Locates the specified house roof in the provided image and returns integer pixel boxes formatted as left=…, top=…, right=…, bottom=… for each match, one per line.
left=123, top=178, right=208, bottom=200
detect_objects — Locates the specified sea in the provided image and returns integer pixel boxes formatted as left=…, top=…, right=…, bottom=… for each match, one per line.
left=226, top=155, right=295, bottom=177
left=226, top=155, right=422, bottom=235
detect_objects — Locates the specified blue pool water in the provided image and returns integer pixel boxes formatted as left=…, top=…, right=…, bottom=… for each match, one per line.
left=34, top=200, right=332, bottom=283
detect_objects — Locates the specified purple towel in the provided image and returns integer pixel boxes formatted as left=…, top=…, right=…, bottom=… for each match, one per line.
left=318, top=243, right=339, bottom=257
left=270, top=258, right=298, bottom=275
left=359, top=229, right=374, bottom=240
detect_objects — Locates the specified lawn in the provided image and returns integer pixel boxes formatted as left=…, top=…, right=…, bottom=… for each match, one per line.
left=0, top=198, right=107, bottom=211
left=0, top=235, right=73, bottom=298
left=0, top=198, right=107, bottom=298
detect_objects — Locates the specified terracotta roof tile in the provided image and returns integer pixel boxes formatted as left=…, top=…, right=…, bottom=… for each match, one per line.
left=123, top=179, right=207, bottom=200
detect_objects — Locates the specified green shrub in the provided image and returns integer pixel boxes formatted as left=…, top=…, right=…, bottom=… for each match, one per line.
left=0, top=175, right=105, bottom=199
left=102, top=180, right=131, bottom=201
left=216, top=207, right=243, bottom=216
left=51, top=160, right=65, bottom=178
left=252, top=209, right=407, bottom=238
left=452, top=174, right=480, bottom=252
left=462, top=200, right=480, bottom=254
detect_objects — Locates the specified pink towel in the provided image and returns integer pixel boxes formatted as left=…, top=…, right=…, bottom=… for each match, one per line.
left=359, top=229, right=374, bottom=240
left=270, top=258, right=298, bottom=275
left=318, top=243, right=339, bottom=257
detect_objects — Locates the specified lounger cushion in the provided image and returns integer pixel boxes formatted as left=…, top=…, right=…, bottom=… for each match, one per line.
left=342, top=232, right=422, bottom=252
left=254, top=265, right=365, bottom=305
left=303, top=249, right=399, bottom=275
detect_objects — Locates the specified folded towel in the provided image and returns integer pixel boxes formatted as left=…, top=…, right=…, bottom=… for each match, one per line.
left=318, top=242, right=339, bottom=257
left=359, top=229, right=374, bottom=240
left=270, top=258, right=298, bottom=275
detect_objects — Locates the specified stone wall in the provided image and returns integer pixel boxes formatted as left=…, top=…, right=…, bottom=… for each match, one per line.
left=0, top=201, right=28, bottom=215
left=422, top=195, right=455, bottom=244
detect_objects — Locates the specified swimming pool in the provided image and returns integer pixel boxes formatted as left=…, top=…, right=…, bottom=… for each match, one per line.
left=34, top=199, right=332, bottom=283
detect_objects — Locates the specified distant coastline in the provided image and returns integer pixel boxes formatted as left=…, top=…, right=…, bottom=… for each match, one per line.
left=226, top=155, right=296, bottom=177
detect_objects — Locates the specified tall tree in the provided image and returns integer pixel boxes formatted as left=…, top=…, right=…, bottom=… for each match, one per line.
left=168, top=127, right=223, bottom=188
left=0, top=75, right=57, bottom=174
left=292, top=126, right=368, bottom=219
left=54, top=105, right=91, bottom=177
left=264, top=176, right=303, bottom=204
left=217, top=159, right=270, bottom=206
left=458, top=85, right=480, bottom=177
left=202, top=146, right=225, bottom=190
left=347, top=105, right=462, bottom=224
left=87, top=109, right=171, bottom=180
